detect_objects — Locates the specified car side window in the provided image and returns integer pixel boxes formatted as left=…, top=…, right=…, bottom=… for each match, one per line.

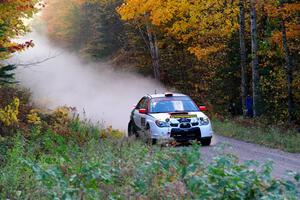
left=143, top=98, right=150, bottom=110
left=136, top=97, right=146, bottom=109
left=136, top=97, right=149, bottom=110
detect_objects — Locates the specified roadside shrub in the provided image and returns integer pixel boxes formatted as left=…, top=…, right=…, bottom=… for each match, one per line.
left=0, top=86, right=32, bottom=136
left=0, top=85, right=105, bottom=143
left=1, top=130, right=298, bottom=200
left=0, top=86, right=32, bottom=122
left=0, top=86, right=31, bottom=108
left=100, top=126, right=125, bottom=139
left=27, top=109, right=41, bottom=125
left=0, top=97, right=19, bottom=126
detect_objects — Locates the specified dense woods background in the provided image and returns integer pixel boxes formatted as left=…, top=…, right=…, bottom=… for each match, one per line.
left=41, top=0, right=300, bottom=125
left=1, top=0, right=300, bottom=125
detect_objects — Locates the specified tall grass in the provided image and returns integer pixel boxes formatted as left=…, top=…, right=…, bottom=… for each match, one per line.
left=213, top=119, right=300, bottom=153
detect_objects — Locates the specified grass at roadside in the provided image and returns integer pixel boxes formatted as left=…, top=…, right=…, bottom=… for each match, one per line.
left=0, top=118, right=299, bottom=199
left=213, top=119, right=300, bottom=153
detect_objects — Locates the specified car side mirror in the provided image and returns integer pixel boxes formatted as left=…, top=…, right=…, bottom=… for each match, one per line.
left=139, top=108, right=148, bottom=114
left=199, top=106, right=206, bottom=111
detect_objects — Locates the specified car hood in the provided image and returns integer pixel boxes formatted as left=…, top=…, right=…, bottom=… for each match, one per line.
left=148, top=112, right=208, bottom=121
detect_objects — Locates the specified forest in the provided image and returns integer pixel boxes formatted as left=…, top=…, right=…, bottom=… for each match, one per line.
left=1, top=0, right=299, bottom=125
left=0, top=0, right=300, bottom=199
left=39, top=0, right=300, bottom=125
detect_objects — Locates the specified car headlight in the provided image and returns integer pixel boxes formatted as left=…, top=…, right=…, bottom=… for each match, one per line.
left=155, top=120, right=170, bottom=127
left=199, top=117, right=209, bottom=126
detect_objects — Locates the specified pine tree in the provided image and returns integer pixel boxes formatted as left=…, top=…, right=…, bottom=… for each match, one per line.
left=0, top=65, right=17, bottom=85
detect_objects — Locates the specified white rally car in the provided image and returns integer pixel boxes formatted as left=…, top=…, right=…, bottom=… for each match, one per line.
left=128, top=93, right=213, bottom=145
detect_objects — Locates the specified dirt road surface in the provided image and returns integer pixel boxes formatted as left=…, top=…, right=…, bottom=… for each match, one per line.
left=200, top=135, right=300, bottom=179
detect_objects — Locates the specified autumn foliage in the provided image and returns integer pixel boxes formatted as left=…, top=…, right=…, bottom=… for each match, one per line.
left=39, top=0, right=300, bottom=125
left=118, top=0, right=240, bottom=59
left=1, top=0, right=299, bottom=125
left=0, top=0, right=41, bottom=60
left=117, top=0, right=300, bottom=124
left=0, top=0, right=42, bottom=84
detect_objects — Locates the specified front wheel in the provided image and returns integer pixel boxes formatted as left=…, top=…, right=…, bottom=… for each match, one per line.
left=145, top=125, right=157, bottom=145
left=200, top=137, right=211, bottom=146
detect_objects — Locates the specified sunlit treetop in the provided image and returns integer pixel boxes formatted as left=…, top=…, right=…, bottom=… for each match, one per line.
left=117, top=0, right=239, bottom=60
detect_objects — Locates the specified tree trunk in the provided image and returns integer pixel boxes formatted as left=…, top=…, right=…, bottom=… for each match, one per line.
left=146, top=24, right=160, bottom=80
left=239, top=0, right=247, bottom=116
left=280, top=0, right=294, bottom=122
left=250, top=0, right=260, bottom=117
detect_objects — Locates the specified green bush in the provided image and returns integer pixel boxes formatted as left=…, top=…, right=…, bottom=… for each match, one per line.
left=0, top=120, right=299, bottom=199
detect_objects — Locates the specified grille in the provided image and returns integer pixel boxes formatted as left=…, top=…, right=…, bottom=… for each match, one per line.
left=170, top=127, right=201, bottom=141
left=180, top=123, right=191, bottom=128
left=178, top=118, right=191, bottom=123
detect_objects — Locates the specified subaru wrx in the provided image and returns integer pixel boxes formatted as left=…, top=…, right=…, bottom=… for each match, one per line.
left=128, top=93, right=213, bottom=145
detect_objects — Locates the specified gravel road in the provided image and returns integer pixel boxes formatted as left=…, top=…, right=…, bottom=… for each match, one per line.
left=200, top=135, right=300, bottom=179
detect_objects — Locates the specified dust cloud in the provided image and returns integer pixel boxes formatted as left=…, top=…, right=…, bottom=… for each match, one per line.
left=11, top=32, right=165, bottom=130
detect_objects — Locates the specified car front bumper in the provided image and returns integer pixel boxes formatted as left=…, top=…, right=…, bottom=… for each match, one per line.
left=149, top=122, right=213, bottom=141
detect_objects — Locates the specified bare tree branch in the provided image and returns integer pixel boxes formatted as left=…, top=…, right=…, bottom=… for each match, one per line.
left=15, top=52, right=62, bottom=68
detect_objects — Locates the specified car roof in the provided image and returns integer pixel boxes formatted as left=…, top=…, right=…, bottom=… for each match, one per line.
left=147, top=93, right=188, bottom=98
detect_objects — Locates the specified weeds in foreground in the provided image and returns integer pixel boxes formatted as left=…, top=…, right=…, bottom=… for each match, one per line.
left=0, top=92, right=299, bottom=199
left=0, top=120, right=299, bottom=199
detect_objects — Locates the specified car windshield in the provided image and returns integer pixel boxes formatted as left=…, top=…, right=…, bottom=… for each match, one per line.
left=150, top=96, right=199, bottom=113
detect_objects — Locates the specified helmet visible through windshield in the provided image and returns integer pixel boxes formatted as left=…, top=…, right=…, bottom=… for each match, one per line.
left=150, top=96, right=199, bottom=113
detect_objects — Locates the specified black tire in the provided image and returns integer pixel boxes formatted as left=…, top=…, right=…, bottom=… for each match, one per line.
left=152, top=138, right=157, bottom=145
left=127, top=121, right=136, bottom=137
left=200, top=137, right=211, bottom=146
left=145, top=124, right=156, bottom=145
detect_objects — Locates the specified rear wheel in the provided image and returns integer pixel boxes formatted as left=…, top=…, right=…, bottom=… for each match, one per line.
left=200, top=137, right=211, bottom=146
left=128, top=121, right=136, bottom=137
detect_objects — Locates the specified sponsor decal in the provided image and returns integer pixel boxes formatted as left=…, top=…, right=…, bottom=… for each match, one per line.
left=170, top=114, right=197, bottom=119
